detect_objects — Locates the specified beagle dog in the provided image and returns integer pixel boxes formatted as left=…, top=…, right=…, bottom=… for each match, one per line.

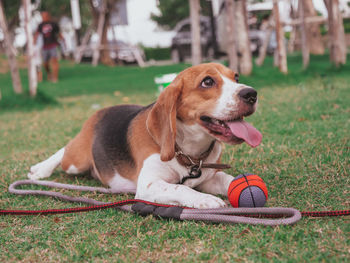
left=28, top=63, right=262, bottom=209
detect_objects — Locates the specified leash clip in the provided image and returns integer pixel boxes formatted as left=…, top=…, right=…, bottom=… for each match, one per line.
left=189, top=160, right=203, bottom=177
left=181, top=160, right=203, bottom=184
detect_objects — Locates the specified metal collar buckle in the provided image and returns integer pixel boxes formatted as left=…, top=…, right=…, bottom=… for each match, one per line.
left=180, top=160, right=203, bottom=184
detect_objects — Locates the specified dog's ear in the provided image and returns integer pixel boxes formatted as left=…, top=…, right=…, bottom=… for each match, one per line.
left=146, top=77, right=183, bottom=161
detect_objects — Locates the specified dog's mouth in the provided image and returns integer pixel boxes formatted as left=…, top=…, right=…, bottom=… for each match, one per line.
left=199, top=115, right=262, bottom=147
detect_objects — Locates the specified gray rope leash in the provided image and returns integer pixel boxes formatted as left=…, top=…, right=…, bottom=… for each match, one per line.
left=180, top=207, right=301, bottom=226
left=8, top=179, right=134, bottom=211
left=7, top=180, right=302, bottom=226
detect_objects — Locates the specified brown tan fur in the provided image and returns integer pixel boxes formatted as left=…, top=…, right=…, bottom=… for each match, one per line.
left=63, top=63, right=238, bottom=186
left=61, top=110, right=103, bottom=173
left=117, top=63, right=238, bottom=181
left=126, top=109, right=161, bottom=182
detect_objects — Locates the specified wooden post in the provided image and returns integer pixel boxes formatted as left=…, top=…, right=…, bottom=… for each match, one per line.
left=299, top=0, right=310, bottom=69
left=255, top=16, right=273, bottom=66
left=23, top=0, right=37, bottom=96
left=225, top=0, right=238, bottom=72
left=70, top=0, right=82, bottom=45
left=92, top=0, right=106, bottom=66
left=324, top=0, right=347, bottom=67
left=303, top=0, right=324, bottom=55
left=75, top=26, right=93, bottom=63
left=273, top=0, right=287, bottom=74
left=287, top=3, right=297, bottom=53
left=0, top=0, right=22, bottom=94
left=189, top=0, right=201, bottom=65
left=235, top=0, right=252, bottom=75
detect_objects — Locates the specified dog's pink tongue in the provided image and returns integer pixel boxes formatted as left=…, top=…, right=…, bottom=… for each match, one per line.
left=226, top=120, right=262, bottom=147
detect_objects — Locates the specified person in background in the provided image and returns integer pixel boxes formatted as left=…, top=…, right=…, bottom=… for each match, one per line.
left=34, top=11, right=64, bottom=83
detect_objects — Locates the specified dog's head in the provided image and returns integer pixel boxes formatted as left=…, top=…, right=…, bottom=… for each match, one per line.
left=146, top=63, right=262, bottom=161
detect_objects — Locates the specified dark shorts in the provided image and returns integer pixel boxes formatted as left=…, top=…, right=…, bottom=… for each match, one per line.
left=42, top=47, right=58, bottom=62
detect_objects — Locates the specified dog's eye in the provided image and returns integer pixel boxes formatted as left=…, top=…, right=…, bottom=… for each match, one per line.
left=234, top=74, right=239, bottom=83
left=201, top=77, right=215, bottom=88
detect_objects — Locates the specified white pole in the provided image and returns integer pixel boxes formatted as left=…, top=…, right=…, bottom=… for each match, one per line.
left=23, top=0, right=37, bottom=96
left=273, top=0, right=288, bottom=74
left=225, top=0, right=238, bottom=71
left=299, top=0, right=310, bottom=69
left=0, top=0, right=23, bottom=94
left=70, top=0, right=82, bottom=30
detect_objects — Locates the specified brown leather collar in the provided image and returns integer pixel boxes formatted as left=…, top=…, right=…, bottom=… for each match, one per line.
left=174, top=141, right=231, bottom=170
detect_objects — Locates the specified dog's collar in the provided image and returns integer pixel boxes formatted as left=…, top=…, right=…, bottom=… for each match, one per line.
left=175, top=141, right=231, bottom=184
left=175, top=140, right=216, bottom=167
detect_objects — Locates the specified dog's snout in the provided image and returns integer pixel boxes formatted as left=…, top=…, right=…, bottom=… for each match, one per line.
left=238, top=88, right=257, bottom=105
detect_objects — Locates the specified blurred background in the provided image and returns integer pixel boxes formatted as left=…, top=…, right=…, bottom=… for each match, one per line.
left=1, top=2, right=349, bottom=261
left=0, top=0, right=349, bottom=102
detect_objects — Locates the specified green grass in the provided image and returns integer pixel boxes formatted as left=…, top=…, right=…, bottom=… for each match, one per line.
left=0, top=54, right=349, bottom=262
left=143, top=46, right=171, bottom=61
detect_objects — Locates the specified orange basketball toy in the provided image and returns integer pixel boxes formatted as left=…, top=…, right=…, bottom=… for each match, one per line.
left=227, top=174, right=268, bottom=207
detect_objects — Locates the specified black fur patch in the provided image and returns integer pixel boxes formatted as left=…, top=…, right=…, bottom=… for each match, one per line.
left=92, top=104, right=152, bottom=177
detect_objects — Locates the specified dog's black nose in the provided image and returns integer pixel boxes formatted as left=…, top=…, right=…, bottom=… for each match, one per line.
left=238, top=88, right=257, bottom=105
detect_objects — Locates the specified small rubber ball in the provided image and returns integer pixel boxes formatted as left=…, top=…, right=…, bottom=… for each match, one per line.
left=227, top=174, right=268, bottom=207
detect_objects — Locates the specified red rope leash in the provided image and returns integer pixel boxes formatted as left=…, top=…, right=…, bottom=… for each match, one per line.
left=1, top=180, right=349, bottom=222
left=1, top=200, right=349, bottom=217
left=0, top=199, right=183, bottom=215
left=301, top=210, right=350, bottom=217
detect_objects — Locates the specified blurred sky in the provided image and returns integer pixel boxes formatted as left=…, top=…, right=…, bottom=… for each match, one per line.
left=114, top=0, right=175, bottom=47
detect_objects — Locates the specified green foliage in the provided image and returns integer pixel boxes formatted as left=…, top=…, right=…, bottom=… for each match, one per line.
left=343, top=18, right=350, bottom=33
left=151, top=0, right=211, bottom=30
left=320, top=22, right=328, bottom=35
left=284, top=31, right=290, bottom=40
left=1, top=0, right=93, bottom=34
left=38, top=0, right=71, bottom=18
left=1, top=0, right=21, bottom=29
left=143, top=46, right=171, bottom=61
left=320, top=18, right=350, bottom=35
left=37, top=0, right=92, bottom=32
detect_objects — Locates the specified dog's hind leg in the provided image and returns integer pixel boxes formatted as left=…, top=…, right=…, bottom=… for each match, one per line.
left=60, top=136, right=93, bottom=176
left=28, top=110, right=101, bottom=180
left=28, top=147, right=65, bottom=180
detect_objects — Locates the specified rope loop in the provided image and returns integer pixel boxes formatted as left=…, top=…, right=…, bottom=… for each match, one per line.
left=2, top=179, right=349, bottom=225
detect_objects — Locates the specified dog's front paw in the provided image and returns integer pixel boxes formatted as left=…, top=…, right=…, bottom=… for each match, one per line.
left=191, top=194, right=227, bottom=209
left=27, top=163, right=52, bottom=180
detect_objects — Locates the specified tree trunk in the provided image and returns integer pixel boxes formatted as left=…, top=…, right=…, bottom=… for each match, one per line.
left=92, top=2, right=105, bottom=66
left=288, top=3, right=298, bottom=53
left=324, top=0, right=347, bottom=67
left=235, top=0, right=252, bottom=75
left=255, top=16, right=273, bottom=66
left=225, top=0, right=238, bottom=72
left=273, top=0, right=287, bottom=74
left=23, top=0, right=37, bottom=96
left=100, top=0, right=115, bottom=66
left=303, top=0, right=324, bottom=54
left=0, top=0, right=22, bottom=94
left=70, top=0, right=82, bottom=46
left=91, top=0, right=114, bottom=66
left=75, top=25, right=93, bottom=63
left=299, top=0, right=310, bottom=69
left=189, top=0, right=201, bottom=65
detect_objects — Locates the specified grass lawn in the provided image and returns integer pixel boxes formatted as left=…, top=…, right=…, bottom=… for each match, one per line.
left=0, top=54, right=349, bottom=262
